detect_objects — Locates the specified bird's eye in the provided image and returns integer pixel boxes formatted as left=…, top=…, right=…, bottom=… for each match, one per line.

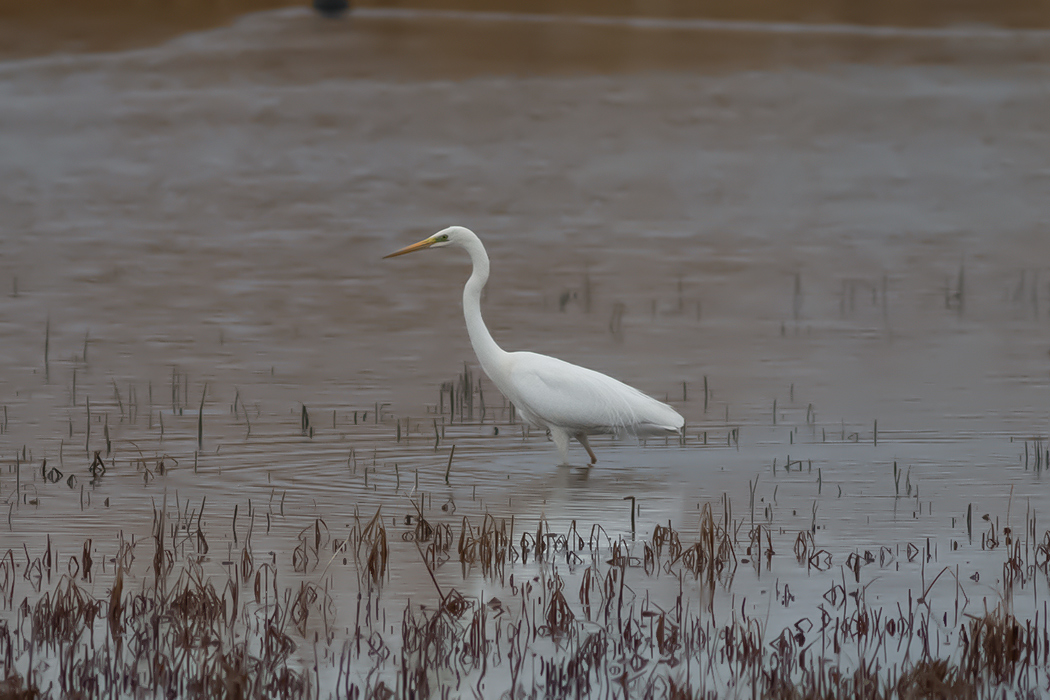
left=438, top=234, right=449, bottom=241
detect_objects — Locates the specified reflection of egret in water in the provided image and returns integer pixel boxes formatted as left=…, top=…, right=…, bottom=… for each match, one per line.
left=385, top=226, right=684, bottom=466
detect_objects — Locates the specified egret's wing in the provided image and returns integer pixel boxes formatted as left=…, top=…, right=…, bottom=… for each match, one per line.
left=506, top=352, right=683, bottom=435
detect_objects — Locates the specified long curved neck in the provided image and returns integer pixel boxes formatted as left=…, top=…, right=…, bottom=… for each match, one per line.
left=459, top=232, right=509, bottom=377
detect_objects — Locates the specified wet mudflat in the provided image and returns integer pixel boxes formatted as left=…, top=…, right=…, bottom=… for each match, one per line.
left=2, top=6, right=1050, bottom=698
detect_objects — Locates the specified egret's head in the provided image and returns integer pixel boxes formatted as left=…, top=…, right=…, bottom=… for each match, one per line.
left=383, top=226, right=469, bottom=258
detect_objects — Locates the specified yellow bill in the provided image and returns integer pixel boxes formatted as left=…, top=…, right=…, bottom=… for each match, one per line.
left=383, top=236, right=436, bottom=258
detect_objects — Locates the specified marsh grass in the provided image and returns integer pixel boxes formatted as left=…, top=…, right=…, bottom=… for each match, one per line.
left=3, top=475, right=1050, bottom=700
left=4, top=355, right=1050, bottom=699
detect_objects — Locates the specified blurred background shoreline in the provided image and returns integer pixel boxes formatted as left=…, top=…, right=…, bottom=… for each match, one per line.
left=2, top=0, right=1049, bottom=61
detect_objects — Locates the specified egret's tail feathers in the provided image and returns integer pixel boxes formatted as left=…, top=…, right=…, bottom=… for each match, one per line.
left=627, top=421, right=684, bottom=438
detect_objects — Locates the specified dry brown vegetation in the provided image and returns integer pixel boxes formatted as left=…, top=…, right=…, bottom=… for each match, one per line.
left=2, top=494, right=1049, bottom=699
left=2, top=367, right=1049, bottom=699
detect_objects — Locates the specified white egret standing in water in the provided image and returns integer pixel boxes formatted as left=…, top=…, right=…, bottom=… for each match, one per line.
left=385, top=226, right=684, bottom=466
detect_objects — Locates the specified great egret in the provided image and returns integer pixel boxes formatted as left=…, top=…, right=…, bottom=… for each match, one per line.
left=384, top=226, right=684, bottom=466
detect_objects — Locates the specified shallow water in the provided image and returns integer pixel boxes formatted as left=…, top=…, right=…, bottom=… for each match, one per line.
left=2, top=6, right=1050, bottom=696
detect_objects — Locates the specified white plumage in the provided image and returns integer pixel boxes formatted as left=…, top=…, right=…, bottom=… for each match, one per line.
left=385, top=226, right=684, bottom=466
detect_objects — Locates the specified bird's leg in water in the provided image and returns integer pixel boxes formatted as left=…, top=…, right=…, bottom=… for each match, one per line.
left=575, top=434, right=598, bottom=465
left=550, top=427, right=571, bottom=466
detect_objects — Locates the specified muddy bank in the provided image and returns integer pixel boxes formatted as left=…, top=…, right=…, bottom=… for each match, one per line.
left=3, top=0, right=1050, bottom=60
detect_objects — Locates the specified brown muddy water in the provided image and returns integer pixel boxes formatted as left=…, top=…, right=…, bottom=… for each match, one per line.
left=2, top=6, right=1050, bottom=699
